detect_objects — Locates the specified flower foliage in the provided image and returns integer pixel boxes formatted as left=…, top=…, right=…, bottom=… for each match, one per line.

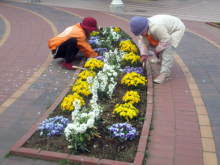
left=61, top=93, right=85, bottom=111
left=108, top=122, right=138, bottom=142
left=122, top=52, right=141, bottom=67
left=72, top=78, right=91, bottom=96
left=78, top=70, right=96, bottom=81
left=121, top=72, right=147, bottom=90
left=122, top=66, right=144, bottom=75
left=90, top=31, right=100, bottom=37
left=113, top=103, right=139, bottom=122
left=119, top=40, right=137, bottom=53
left=37, top=116, right=69, bottom=137
left=122, top=90, right=140, bottom=105
left=84, top=58, right=104, bottom=72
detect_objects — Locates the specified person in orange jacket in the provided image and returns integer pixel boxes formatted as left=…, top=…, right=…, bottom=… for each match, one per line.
left=48, top=17, right=99, bottom=70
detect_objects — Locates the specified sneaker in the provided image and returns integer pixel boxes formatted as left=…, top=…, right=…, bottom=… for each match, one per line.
left=62, top=61, right=76, bottom=70
left=153, top=73, right=169, bottom=84
left=150, top=58, right=161, bottom=64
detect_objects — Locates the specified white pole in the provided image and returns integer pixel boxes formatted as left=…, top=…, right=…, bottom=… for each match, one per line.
left=110, top=0, right=124, bottom=12
left=111, top=0, right=123, bottom=5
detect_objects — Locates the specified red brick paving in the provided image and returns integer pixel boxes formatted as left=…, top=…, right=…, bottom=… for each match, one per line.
left=0, top=4, right=52, bottom=104
left=146, top=58, right=204, bottom=164
left=0, top=1, right=220, bottom=165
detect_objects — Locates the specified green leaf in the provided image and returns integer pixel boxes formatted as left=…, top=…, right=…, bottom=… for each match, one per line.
left=80, top=144, right=85, bottom=152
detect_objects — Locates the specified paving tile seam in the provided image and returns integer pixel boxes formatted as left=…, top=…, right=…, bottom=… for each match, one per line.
left=174, top=52, right=218, bottom=165
left=0, top=3, right=58, bottom=113
left=0, top=14, right=10, bottom=49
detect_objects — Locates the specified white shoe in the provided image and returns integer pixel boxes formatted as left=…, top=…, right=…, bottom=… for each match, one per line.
left=150, top=58, right=161, bottom=64
left=153, top=73, right=169, bottom=84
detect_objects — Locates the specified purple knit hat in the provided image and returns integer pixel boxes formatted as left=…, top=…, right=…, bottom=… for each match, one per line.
left=130, top=16, right=148, bottom=36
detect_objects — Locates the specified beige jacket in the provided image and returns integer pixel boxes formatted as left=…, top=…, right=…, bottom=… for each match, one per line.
left=142, top=15, right=185, bottom=49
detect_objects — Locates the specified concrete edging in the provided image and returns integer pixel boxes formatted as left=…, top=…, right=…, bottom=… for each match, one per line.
left=206, top=22, right=220, bottom=29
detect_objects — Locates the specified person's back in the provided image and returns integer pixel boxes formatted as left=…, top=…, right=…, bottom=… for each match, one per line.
left=148, top=14, right=185, bottom=48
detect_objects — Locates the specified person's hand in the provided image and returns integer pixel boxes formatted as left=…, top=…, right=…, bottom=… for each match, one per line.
left=141, top=55, right=147, bottom=62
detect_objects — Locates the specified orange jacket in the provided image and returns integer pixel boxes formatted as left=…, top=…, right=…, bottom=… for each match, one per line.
left=48, top=23, right=98, bottom=58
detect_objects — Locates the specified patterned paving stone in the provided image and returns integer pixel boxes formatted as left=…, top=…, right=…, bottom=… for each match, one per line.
left=0, top=1, right=220, bottom=165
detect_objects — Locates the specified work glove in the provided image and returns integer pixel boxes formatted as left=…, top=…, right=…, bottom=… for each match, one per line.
left=155, top=52, right=159, bottom=59
left=141, top=55, right=147, bottom=62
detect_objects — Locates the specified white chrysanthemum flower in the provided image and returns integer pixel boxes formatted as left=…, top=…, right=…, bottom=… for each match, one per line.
left=110, top=77, right=114, bottom=83
left=79, top=124, right=87, bottom=133
left=75, top=126, right=81, bottom=134
left=81, top=113, right=88, bottom=118
left=88, top=112, right=95, bottom=119
left=68, top=124, right=77, bottom=130
left=87, top=118, right=95, bottom=128
left=87, top=76, right=93, bottom=84
left=72, top=109, right=79, bottom=121
left=113, top=71, right=118, bottom=77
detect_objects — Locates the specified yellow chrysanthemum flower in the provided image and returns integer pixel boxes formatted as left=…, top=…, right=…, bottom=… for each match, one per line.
left=78, top=70, right=96, bottom=80
left=61, top=93, right=85, bottom=111
left=113, top=27, right=120, bottom=32
left=122, top=90, right=140, bottom=104
left=119, top=40, right=137, bottom=53
left=84, top=58, right=104, bottom=71
left=121, top=72, right=147, bottom=89
left=72, top=78, right=91, bottom=96
left=113, top=103, right=139, bottom=122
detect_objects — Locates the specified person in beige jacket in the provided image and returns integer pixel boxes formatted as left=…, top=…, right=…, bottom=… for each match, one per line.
left=130, top=15, right=185, bottom=83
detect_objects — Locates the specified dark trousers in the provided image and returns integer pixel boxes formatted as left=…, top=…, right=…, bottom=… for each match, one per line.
left=53, top=37, right=79, bottom=63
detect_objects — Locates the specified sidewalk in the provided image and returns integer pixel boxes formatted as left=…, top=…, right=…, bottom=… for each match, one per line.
left=4, top=0, right=220, bottom=22
left=0, top=1, right=220, bottom=165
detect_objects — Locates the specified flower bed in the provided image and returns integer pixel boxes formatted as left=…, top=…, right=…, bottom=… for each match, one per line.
left=10, top=27, right=152, bottom=164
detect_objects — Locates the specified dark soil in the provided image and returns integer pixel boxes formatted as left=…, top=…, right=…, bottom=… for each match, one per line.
left=23, top=72, right=147, bottom=162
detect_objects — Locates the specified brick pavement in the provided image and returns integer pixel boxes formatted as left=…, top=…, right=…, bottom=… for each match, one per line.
left=0, top=1, right=220, bottom=165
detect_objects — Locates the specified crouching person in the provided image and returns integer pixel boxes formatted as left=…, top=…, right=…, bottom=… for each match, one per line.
left=130, top=15, right=185, bottom=83
left=48, top=17, right=99, bottom=70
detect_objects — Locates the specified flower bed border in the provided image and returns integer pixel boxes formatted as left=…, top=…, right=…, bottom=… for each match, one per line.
left=206, top=22, right=220, bottom=29
left=9, top=57, right=153, bottom=165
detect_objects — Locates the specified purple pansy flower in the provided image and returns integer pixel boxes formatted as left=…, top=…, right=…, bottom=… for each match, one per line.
left=37, top=116, right=69, bottom=137
left=107, top=122, right=138, bottom=142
